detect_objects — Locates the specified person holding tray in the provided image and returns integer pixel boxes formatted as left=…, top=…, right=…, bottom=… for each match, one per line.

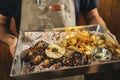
left=0, top=0, right=116, bottom=80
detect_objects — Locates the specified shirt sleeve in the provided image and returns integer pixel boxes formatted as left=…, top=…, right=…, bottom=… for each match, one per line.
left=80, top=0, right=98, bottom=14
left=0, top=0, right=10, bottom=16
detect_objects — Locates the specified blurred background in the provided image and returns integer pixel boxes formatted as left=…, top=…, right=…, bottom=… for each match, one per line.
left=0, top=0, right=120, bottom=80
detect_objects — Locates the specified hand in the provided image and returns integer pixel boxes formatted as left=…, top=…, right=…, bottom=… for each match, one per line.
left=0, top=34, right=17, bottom=57
left=9, top=35, right=17, bottom=57
left=107, top=31, right=119, bottom=44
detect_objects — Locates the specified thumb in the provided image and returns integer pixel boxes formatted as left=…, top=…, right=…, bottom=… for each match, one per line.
left=9, top=36, right=17, bottom=57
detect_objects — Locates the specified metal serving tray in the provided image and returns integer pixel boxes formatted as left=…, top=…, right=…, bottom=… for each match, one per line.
left=10, top=25, right=120, bottom=80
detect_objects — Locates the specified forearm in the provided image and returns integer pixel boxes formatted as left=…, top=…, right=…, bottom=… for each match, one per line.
left=87, top=15, right=109, bottom=32
left=0, top=14, right=7, bottom=36
left=0, top=14, right=13, bottom=46
left=0, top=24, right=7, bottom=37
left=83, top=8, right=110, bottom=32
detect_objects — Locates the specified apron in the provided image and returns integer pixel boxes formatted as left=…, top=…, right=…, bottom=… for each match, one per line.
left=20, top=0, right=76, bottom=31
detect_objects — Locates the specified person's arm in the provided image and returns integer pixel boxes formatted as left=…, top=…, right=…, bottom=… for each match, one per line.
left=82, top=8, right=118, bottom=43
left=82, top=8, right=109, bottom=32
left=0, top=14, right=17, bottom=56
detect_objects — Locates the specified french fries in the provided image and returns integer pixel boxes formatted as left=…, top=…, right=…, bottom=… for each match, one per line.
left=58, top=29, right=120, bottom=58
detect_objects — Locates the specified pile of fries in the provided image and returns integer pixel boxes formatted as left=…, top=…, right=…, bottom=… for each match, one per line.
left=58, top=29, right=120, bottom=59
